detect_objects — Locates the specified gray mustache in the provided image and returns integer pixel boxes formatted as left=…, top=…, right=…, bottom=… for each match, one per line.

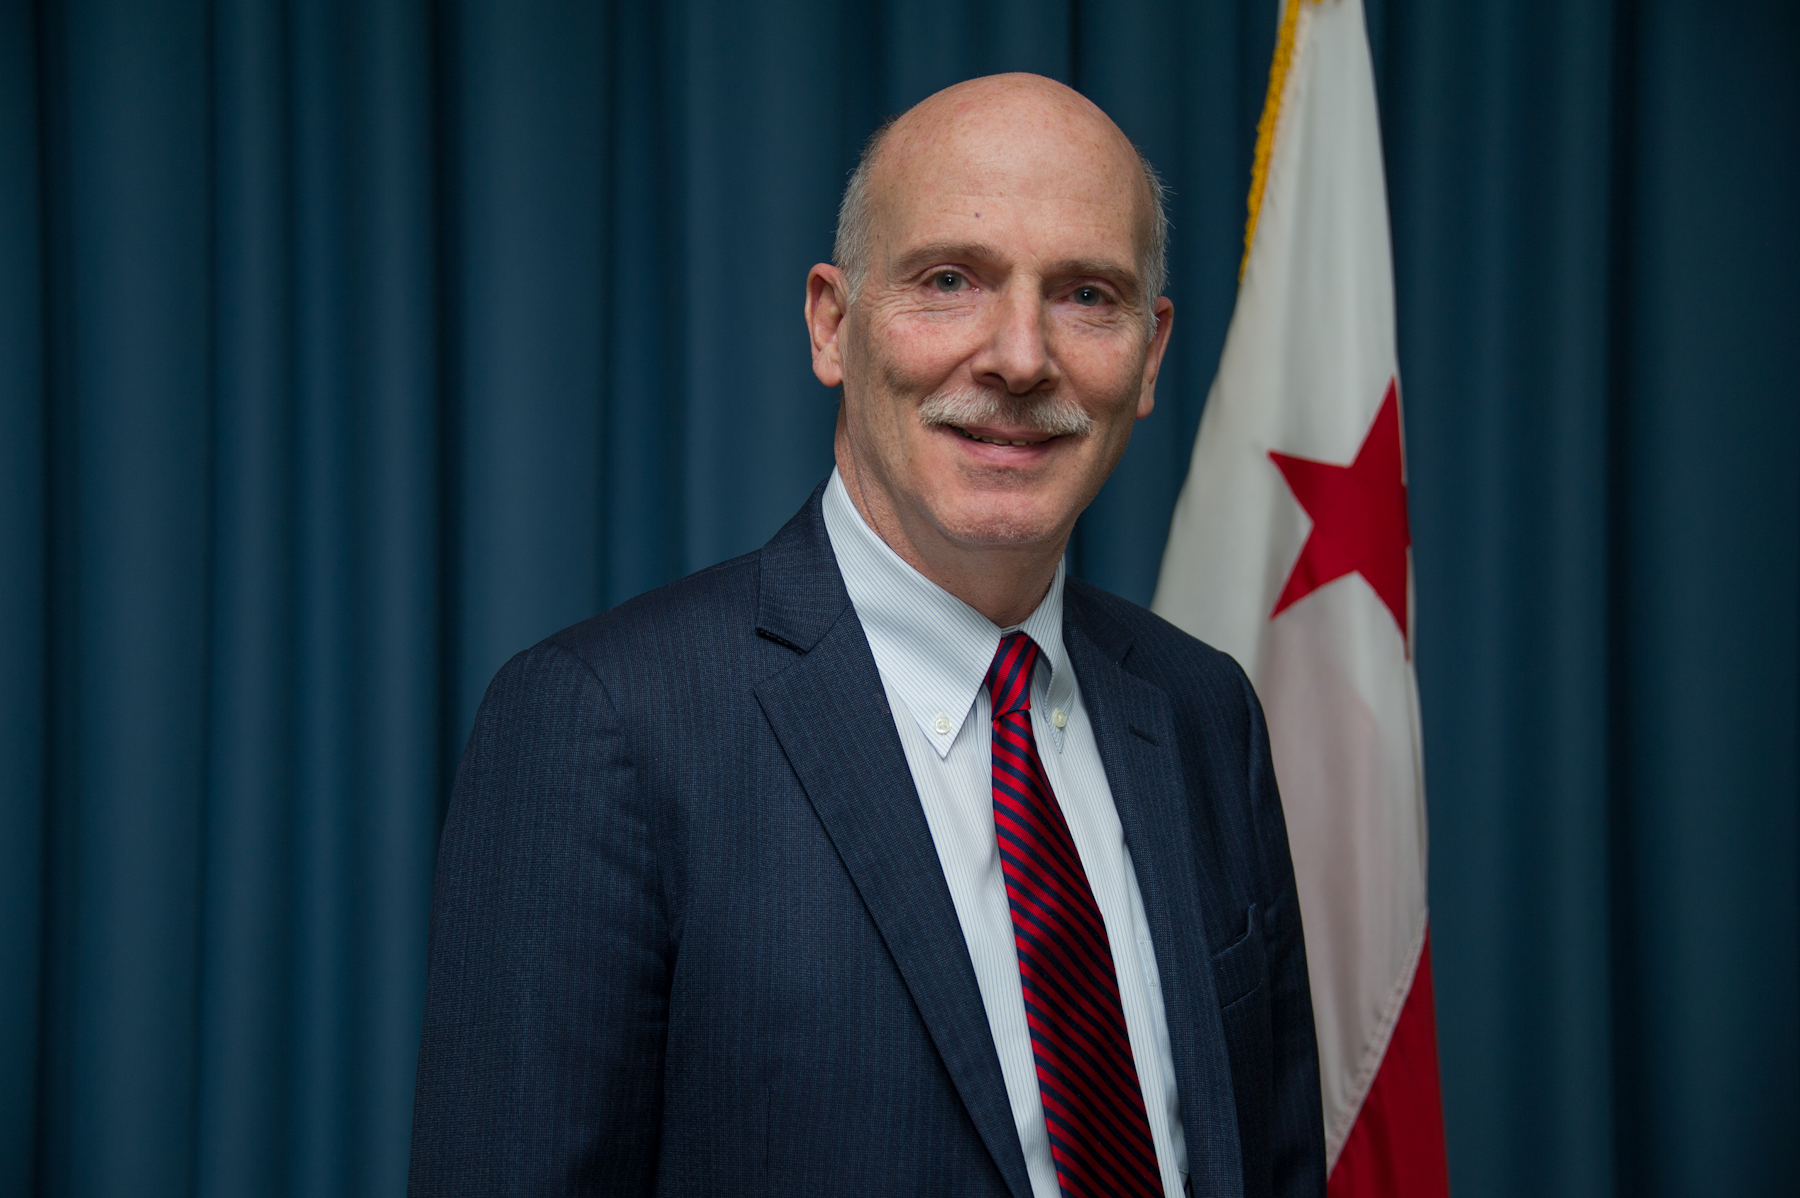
left=916, top=387, right=1095, bottom=438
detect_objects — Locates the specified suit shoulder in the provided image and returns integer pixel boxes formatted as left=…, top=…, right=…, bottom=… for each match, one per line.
left=528, top=550, right=763, bottom=685
left=1064, top=576, right=1253, bottom=705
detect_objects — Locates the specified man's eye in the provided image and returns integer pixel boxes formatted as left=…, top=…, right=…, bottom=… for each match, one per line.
left=931, top=271, right=965, bottom=292
left=1073, top=286, right=1105, bottom=307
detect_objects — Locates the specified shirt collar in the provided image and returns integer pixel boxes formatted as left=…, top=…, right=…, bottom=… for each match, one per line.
left=822, top=468, right=1075, bottom=759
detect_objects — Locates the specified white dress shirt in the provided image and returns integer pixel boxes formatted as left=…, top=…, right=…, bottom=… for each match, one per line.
left=822, top=470, right=1190, bottom=1198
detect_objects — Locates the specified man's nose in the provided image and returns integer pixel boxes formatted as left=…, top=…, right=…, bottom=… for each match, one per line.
left=971, top=284, right=1059, bottom=396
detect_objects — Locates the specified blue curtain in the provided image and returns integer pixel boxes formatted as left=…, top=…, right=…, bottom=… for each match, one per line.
left=0, top=1, right=1793, bottom=1196
left=1378, top=3, right=1799, bottom=1194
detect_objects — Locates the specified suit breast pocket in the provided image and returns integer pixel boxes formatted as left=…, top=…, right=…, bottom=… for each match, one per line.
left=1211, top=903, right=1268, bottom=1009
left=1211, top=904, right=1273, bottom=1196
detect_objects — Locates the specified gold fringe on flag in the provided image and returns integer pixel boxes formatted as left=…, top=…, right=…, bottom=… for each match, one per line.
left=1241, top=0, right=1317, bottom=280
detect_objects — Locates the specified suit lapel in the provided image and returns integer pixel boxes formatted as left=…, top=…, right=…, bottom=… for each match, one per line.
left=1064, top=590, right=1247, bottom=1198
left=752, top=492, right=1035, bottom=1198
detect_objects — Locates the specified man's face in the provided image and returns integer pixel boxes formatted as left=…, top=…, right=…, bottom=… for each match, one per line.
left=812, top=83, right=1174, bottom=558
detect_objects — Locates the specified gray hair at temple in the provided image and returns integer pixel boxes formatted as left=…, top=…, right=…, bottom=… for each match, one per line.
left=831, top=115, right=1171, bottom=332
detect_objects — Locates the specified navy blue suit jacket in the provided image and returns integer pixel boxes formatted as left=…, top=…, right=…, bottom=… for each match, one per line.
left=408, top=484, right=1325, bottom=1198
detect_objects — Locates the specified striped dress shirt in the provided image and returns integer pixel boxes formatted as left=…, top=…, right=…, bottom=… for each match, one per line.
left=822, top=470, right=1191, bottom=1197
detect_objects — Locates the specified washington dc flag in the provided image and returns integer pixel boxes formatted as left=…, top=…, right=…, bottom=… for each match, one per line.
left=1152, top=0, right=1450, bottom=1193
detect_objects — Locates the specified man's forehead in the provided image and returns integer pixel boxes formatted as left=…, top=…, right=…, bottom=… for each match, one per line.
left=866, top=75, right=1150, bottom=256
left=878, top=81, right=1136, bottom=185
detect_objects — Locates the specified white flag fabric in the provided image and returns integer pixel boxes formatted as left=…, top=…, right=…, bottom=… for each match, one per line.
left=1152, top=0, right=1449, bottom=1192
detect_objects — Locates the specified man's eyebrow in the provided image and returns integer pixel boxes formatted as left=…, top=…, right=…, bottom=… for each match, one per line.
left=889, top=241, right=1006, bottom=277
left=1055, top=258, right=1143, bottom=295
left=888, top=242, right=1143, bottom=297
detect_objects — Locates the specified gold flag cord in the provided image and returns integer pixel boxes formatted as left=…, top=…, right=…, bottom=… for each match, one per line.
left=1241, top=0, right=1313, bottom=281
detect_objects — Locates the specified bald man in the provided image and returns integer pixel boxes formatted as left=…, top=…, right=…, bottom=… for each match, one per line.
left=409, top=75, right=1325, bottom=1198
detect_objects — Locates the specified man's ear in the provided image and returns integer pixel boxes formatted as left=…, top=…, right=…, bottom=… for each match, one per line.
left=1136, top=296, right=1176, bottom=419
left=806, top=265, right=850, bottom=388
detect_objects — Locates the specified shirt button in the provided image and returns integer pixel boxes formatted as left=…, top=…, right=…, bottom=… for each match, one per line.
left=933, top=715, right=952, bottom=735
left=1052, top=708, right=1068, bottom=729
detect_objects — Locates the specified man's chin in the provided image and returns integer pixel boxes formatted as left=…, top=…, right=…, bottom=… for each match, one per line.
left=928, top=497, right=1070, bottom=552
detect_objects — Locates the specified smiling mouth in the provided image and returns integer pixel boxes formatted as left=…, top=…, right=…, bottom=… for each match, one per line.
left=950, top=426, right=1051, bottom=447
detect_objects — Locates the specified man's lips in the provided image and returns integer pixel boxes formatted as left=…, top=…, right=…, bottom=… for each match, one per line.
left=945, top=424, right=1057, bottom=448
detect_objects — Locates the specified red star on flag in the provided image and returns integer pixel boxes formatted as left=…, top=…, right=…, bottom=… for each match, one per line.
left=1268, top=379, right=1411, bottom=638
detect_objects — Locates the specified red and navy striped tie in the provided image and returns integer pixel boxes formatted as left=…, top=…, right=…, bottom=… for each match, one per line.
left=986, top=632, right=1164, bottom=1198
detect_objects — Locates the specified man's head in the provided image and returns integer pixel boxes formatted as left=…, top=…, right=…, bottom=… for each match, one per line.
left=805, top=73, right=1175, bottom=603
left=833, top=103, right=1170, bottom=319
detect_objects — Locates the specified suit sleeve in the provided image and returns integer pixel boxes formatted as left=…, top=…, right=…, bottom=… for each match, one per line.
left=409, top=641, right=668, bottom=1197
left=1241, top=670, right=1328, bottom=1198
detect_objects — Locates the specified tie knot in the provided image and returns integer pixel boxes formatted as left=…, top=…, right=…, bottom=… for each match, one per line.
left=986, top=632, right=1040, bottom=720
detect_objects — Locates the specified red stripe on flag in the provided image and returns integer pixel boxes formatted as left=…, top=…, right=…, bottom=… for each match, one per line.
left=1327, top=931, right=1450, bottom=1198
